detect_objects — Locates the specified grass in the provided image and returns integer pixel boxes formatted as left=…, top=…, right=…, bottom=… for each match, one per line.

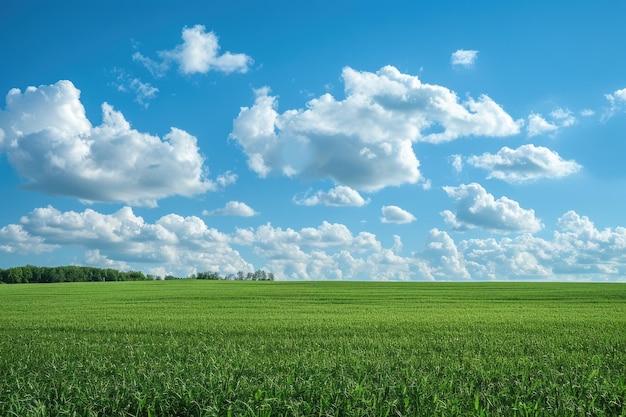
left=1, top=281, right=625, bottom=416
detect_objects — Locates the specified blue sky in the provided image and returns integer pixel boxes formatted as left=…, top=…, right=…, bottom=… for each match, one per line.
left=1, top=1, right=626, bottom=280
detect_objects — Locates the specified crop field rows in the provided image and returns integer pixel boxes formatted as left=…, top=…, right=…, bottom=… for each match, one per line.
left=1, top=281, right=625, bottom=416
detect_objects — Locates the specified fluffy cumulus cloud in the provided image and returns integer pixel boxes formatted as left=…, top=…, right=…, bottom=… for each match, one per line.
left=381, top=205, right=416, bottom=224
left=2, top=206, right=626, bottom=281
left=231, top=65, right=520, bottom=191
left=293, top=186, right=370, bottom=207
left=451, top=49, right=478, bottom=68
left=0, top=80, right=228, bottom=206
left=441, top=183, right=542, bottom=233
left=467, top=144, right=581, bottom=183
left=248, top=222, right=414, bottom=280
left=204, top=201, right=258, bottom=217
left=527, top=108, right=576, bottom=137
left=0, top=206, right=253, bottom=278
left=133, top=25, right=252, bottom=77
left=416, top=211, right=626, bottom=280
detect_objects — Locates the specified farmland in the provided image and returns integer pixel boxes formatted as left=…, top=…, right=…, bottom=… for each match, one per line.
left=1, top=281, right=625, bottom=416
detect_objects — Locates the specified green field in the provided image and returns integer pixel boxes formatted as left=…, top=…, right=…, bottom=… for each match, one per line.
left=1, top=281, right=625, bottom=416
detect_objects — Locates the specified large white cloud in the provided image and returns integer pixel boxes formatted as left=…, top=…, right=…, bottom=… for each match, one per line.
left=134, top=25, right=252, bottom=76
left=441, top=183, right=542, bottom=233
left=0, top=80, right=227, bottom=206
left=466, top=144, right=581, bottom=183
left=293, top=186, right=370, bottom=207
left=231, top=65, right=520, bottom=191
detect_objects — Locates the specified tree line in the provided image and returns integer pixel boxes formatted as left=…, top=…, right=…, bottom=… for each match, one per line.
left=0, top=265, right=147, bottom=284
left=0, top=265, right=274, bottom=284
left=192, top=270, right=274, bottom=281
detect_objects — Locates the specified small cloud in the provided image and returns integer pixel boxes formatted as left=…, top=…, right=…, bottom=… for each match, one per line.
left=135, top=25, right=253, bottom=77
left=603, top=88, right=626, bottom=121
left=293, top=186, right=370, bottom=207
left=381, top=205, right=417, bottom=224
left=203, top=201, right=258, bottom=217
left=216, top=171, right=237, bottom=188
left=450, top=154, right=463, bottom=173
left=109, top=69, right=159, bottom=107
left=527, top=108, right=576, bottom=137
left=580, top=109, right=595, bottom=117
left=451, top=49, right=478, bottom=68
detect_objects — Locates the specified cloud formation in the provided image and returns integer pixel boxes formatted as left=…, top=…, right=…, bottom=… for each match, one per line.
left=293, top=186, right=370, bottom=207
left=1, top=205, right=252, bottom=278
left=204, top=201, right=258, bottom=217
left=441, top=183, right=542, bottom=233
left=603, top=87, right=626, bottom=120
left=467, top=144, right=581, bottom=183
left=231, top=66, right=520, bottom=191
left=381, top=205, right=416, bottom=224
left=134, top=25, right=252, bottom=77
left=0, top=80, right=226, bottom=206
left=527, top=108, right=576, bottom=137
left=451, top=49, right=478, bottom=68
left=1, top=206, right=625, bottom=281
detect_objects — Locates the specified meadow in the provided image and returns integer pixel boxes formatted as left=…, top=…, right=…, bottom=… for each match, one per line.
left=1, top=281, right=625, bottom=416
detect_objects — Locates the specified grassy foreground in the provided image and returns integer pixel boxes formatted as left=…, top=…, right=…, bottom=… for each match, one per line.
left=1, top=281, right=625, bottom=416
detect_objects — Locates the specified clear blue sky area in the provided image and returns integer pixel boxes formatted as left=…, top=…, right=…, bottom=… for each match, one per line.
left=1, top=1, right=626, bottom=280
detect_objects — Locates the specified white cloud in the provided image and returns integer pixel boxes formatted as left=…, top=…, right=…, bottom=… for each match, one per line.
left=204, top=201, right=258, bottom=217
left=580, top=109, right=595, bottom=117
left=416, top=211, right=626, bottom=280
left=527, top=108, right=576, bottom=137
left=129, top=78, right=159, bottom=107
left=248, top=222, right=413, bottom=280
left=110, top=69, right=158, bottom=107
left=550, top=108, right=576, bottom=127
left=0, top=224, right=58, bottom=254
left=603, top=87, right=626, bottom=120
left=0, top=80, right=227, bottom=206
left=451, top=49, right=478, bottom=68
left=0, top=206, right=253, bottom=278
left=450, top=154, right=463, bottom=173
left=135, top=25, right=252, bottom=76
left=293, top=186, right=370, bottom=207
left=381, top=205, right=416, bottom=224
left=467, top=144, right=581, bottom=183
left=441, top=183, right=542, bottom=233
left=526, top=113, right=558, bottom=137
left=231, top=65, right=520, bottom=191
left=2, top=206, right=626, bottom=281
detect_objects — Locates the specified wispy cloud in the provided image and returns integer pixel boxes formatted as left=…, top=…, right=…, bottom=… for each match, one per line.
left=451, top=49, right=478, bottom=68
